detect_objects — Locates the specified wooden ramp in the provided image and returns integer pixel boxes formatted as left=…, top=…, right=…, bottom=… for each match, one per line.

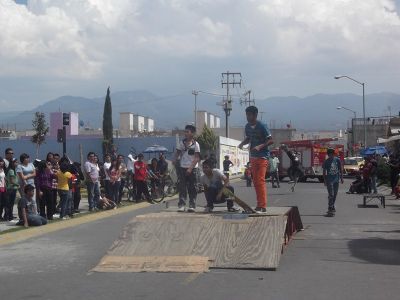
left=93, top=207, right=303, bottom=273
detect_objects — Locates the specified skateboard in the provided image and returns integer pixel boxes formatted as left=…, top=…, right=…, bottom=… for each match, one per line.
left=222, top=187, right=256, bottom=214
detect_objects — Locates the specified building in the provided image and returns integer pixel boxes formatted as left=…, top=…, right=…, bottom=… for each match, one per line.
left=50, top=112, right=79, bottom=137
left=196, top=110, right=221, bottom=134
left=119, top=112, right=154, bottom=136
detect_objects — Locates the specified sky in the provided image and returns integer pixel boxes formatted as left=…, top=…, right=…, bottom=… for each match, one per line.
left=1, top=0, right=400, bottom=111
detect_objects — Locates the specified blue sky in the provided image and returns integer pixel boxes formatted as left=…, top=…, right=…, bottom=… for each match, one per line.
left=2, top=0, right=400, bottom=111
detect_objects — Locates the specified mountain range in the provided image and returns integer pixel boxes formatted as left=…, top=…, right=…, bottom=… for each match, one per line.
left=1, top=90, right=399, bottom=131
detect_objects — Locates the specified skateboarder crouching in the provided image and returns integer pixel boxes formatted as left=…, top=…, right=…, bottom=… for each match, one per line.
left=200, top=159, right=238, bottom=212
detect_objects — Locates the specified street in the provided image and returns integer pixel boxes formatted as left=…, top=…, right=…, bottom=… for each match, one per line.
left=1, top=179, right=400, bottom=300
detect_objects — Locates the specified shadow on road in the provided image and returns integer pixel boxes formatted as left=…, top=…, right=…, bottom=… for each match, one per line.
left=348, top=238, right=400, bottom=265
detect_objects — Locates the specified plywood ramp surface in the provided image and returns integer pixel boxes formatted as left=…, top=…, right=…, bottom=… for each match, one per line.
left=101, top=214, right=287, bottom=270
left=92, top=255, right=209, bottom=273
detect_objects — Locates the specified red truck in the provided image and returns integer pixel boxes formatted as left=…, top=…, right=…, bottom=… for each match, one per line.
left=271, top=139, right=345, bottom=182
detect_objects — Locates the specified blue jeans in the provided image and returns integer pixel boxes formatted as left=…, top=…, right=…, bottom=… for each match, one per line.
left=204, top=184, right=234, bottom=209
left=86, top=181, right=100, bottom=209
left=27, top=214, right=47, bottom=226
left=59, top=190, right=70, bottom=218
left=326, top=181, right=339, bottom=209
left=109, top=181, right=121, bottom=204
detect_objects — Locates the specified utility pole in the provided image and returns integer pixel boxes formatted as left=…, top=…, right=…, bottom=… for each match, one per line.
left=259, top=111, right=266, bottom=121
left=240, top=90, right=255, bottom=107
left=192, top=90, right=198, bottom=130
left=221, top=71, right=241, bottom=138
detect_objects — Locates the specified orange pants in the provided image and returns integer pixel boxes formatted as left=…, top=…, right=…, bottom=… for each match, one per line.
left=250, top=158, right=269, bottom=208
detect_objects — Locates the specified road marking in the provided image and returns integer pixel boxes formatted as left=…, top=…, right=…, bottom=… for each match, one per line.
left=0, top=202, right=151, bottom=247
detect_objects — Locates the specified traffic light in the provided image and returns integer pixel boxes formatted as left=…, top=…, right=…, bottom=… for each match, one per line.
left=57, top=129, right=64, bottom=143
left=63, top=113, right=70, bottom=126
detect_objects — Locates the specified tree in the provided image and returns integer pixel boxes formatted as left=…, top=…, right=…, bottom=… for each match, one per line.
left=102, top=86, right=114, bottom=157
left=31, top=112, right=49, bottom=158
left=197, top=125, right=218, bottom=158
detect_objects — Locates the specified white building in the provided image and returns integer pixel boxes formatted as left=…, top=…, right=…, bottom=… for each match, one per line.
left=196, top=111, right=221, bottom=134
left=119, top=113, right=155, bottom=135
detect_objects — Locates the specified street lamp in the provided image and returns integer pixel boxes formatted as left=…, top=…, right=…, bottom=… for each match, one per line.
left=337, top=106, right=357, bottom=154
left=334, top=75, right=366, bottom=148
left=192, top=90, right=198, bottom=129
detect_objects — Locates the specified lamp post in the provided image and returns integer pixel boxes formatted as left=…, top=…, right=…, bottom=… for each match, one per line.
left=334, top=75, right=366, bottom=148
left=192, top=90, right=198, bottom=129
left=337, top=106, right=357, bottom=155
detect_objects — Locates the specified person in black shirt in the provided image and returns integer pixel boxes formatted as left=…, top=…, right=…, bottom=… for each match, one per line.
left=223, top=155, right=233, bottom=178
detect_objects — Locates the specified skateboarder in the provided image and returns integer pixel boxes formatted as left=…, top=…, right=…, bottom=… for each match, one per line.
left=238, top=106, right=273, bottom=213
left=322, top=148, right=343, bottom=216
left=200, top=159, right=238, bottom=212
left=281, top=145, right=304, bottom=192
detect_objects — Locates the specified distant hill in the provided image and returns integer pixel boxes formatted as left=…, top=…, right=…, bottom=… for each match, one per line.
left=1, top=91, right=399, bottom=131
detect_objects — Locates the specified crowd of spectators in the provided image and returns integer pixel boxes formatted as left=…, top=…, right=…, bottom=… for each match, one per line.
left=0, top=147, right=169, bottom=228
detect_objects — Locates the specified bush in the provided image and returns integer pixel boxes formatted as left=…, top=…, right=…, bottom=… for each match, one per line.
left=376, top=158, right=390, bottom=185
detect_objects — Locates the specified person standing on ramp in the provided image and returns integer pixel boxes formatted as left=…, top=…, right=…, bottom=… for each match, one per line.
left=238, top=106, right=273, bottom=213
left=174, top=124, right=201, bottom=212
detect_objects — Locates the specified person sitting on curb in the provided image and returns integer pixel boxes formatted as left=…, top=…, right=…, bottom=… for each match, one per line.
left=17, top=184, right=47, bottom=227
left=200, top=159, right=239, bottom=213
left=98, top=190, right=117, bottom=210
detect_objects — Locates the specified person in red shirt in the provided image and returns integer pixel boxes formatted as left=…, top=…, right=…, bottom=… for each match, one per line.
left=134, top=154, right=152, bottom=202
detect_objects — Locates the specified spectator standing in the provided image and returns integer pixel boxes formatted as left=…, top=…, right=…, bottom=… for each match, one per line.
left=134, top=153, right=151, bottom=202
left=117, top=154, right=127, bottom=203
left=238, top=106, right=273, bottom=213
left=109, top=158, right=121, bottom=205
left=36, top=160, right=56, bottom=220
left=0, top=157, right=7, bottom=220
left=4, top=147, right=14, bottom=171
left=322, top=148, right=344, bottom=215
left=47, top=152, right=59, bottom=214
left=84, top=152, right=100, bottom=211
left=103, top=154, right=111, bottom=198
left=57, top=162, right=73, bottom=219
left=222, top=155, right=233, bottom=178
left=174, top=124, right=201, bottom=212
left=369, top=155, right=378, bottom=194
left=5, top=158, right=19, bottom=221
left=16, top=153, right=36, bottom=200
left=269, top=152, right=280, bottom=188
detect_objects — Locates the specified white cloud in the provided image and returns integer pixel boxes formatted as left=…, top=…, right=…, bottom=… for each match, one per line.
left=1, top=0, right=400, bottom=107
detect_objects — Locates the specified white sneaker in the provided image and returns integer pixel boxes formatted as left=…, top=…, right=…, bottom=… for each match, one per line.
left=187, top=207, right=195, bottom=213
left=203, top=207, right=213, bottom=213
left=177, top=206, right=185, bottom=212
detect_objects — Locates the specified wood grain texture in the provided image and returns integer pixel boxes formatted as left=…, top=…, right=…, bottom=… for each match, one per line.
left=105, top=212, right=288, bottom=270
left=93, top=255, right=210, bottom=273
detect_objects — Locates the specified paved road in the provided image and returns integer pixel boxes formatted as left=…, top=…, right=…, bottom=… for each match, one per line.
left=1, top=179, right=400, bottom=300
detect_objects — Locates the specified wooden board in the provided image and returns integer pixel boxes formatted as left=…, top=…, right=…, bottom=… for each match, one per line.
left=99, top=213, right=288, bottom=270
left=92, top=255, right=210, bottom=273
left=163, top=206, right=292, bottom=217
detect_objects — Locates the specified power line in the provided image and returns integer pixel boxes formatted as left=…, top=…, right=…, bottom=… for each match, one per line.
left=221, top=71, right=242, bottom=138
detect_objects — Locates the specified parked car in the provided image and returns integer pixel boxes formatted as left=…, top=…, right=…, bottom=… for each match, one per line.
left=344, top=157, right=364, bottom=177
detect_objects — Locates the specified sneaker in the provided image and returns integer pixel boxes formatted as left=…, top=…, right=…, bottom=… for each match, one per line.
left=254, top=207, right=266, bottom=213
left=187, top=207, right=196, bottom=213
left=203, top=206, right=213, bottom=213
left=61, top=216, right=70, bottom=220
left=228, top=206, right=240, bottom=212
left=331, top=207, right=336, bottom=212
left=177, top=206, right=185, bottom=212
